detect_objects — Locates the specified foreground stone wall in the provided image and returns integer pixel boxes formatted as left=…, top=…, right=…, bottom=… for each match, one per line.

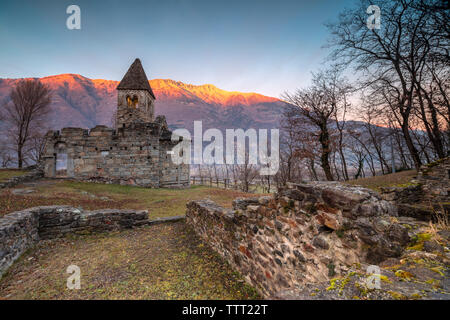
left=0, top=168, right=43, bottom=189
left=186, top=182, right=410, bottom=297
left=0, top=206, right=148, bottom=278
left=380, top=157, right=450, bottom=220
left=42, top=117, right=189, bottom=188
left=417, top=157, right=450, bottom=202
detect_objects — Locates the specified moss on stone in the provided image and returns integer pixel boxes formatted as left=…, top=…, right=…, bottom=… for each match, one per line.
left=380, top=275, right=392, bottom=283
left=394, top=270, right=414, bottom=281
left=326, top=276, right=351, bottom=296
left=407, top=232, right=433, bottom=251
left=388, top=290, right=407, bottom=300
left=326, top=278, right=339, bottom=291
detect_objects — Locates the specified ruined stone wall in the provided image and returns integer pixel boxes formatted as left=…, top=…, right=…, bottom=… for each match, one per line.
left=380, top=158, right=450, bottom=220
left=0, top=206, right=148, bottom=278
left=416, top=157, right=450, bottom=202
left=0, top=168, right=43, bottom=189
left=186, top=182, right=409, bottom=297
left=42, top=121, right=189, bottom=188
left=158, top=140, right=190, bottom=188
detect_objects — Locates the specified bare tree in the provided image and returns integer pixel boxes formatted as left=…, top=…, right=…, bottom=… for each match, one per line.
left=282, top=68, right=350, bottom=181
left=275, top=104, right=304, bottom=187
left=328, top=0, right=449, bottom=168
left=0, top=147, right=13, bottom=168
left=233, top=149, right=258, bottom=192
left=2, top=80, right=52, bottom=168
left=27, top=133, right=48, bottom=165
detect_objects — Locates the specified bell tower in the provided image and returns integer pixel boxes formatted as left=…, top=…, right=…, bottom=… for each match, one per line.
left=116, top=58, right=156, bottom=128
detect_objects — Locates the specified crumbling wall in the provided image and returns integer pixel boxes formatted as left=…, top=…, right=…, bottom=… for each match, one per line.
left=0, top=205, right=148, bottom=278
left=416, top=157, right=450, bottom=202
left=186, top=182, right=410, bottom=297
left=42, top=120, right=189, bottom=188
left=380, top=157, right=450, bottom=220
left=0, top=168, right=43, bottom=189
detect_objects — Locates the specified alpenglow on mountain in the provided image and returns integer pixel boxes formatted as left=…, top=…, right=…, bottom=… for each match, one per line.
left=0, top=74, right=288, bottom=132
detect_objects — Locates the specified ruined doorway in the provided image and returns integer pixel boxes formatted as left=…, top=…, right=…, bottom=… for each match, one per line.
left=55, top=143, right=68, bottom=177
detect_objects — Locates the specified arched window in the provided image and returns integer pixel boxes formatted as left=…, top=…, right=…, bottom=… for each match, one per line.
left=132, top=96, right=138, bottom=108
left=126, top=96, right=132, bottom=107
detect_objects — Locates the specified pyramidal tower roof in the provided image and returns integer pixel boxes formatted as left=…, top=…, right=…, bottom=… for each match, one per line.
left=117, top=58, right=155, bottom=99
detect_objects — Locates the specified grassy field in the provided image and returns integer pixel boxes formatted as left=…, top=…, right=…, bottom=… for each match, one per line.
left=0, top=179, right=263, bottom=218
left=0, top=169, right=27, bottom=182
left=0, top=222, right=260, bottom=299
left=0, top=177, right=264, bottom=299
left=345, top=170, right=418, bottom=191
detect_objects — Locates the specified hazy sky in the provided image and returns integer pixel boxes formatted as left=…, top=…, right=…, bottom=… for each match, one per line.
left=0, top=0, right=357, bottom=97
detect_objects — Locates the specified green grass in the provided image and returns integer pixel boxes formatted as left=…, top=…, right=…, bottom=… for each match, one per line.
left=0, top=169, right=27, bottom=182
left=0, top=222, right=260, bottom=300
left=345, top=170, right=417, bottom=191
left=0, top=179, right=262, bottom=218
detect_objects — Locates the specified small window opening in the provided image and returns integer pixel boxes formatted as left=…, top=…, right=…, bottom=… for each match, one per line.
left=132, top=96, right=138, bottom=108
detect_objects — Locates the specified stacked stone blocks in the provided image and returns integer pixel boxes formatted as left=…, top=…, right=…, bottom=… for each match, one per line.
left=186, top=182, right=410, bottom=297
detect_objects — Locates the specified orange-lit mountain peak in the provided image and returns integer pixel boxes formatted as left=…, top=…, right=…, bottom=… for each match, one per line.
left=38, top=74, right=118, bottom=92
left=1, top=74, right=281, bottom=107
left=0, top=74, right=286, bottom=132
left=41, top=73, right=87, bottom=82
left=150, top=78, right=280, bottom=106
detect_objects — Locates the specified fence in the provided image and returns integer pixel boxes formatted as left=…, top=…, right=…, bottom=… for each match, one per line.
left=190, top=176, right=274, bottom=193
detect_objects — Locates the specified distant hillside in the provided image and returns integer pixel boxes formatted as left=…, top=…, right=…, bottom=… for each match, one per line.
left=0, top=74, right=288, bottom=132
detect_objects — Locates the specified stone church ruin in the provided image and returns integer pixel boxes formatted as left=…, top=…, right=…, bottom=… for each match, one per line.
left=42, top=59, right=190, bottom=188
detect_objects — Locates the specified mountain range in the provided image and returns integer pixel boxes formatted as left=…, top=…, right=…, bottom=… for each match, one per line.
left=0, top=74, right=288, bottom=132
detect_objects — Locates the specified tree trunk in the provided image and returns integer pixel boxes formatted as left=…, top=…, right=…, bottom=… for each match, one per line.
left=401, top=121, right=422, bottom=170
left=319, top=124, right=334, bottom=181
left=17, top=144, right=23, bottom=168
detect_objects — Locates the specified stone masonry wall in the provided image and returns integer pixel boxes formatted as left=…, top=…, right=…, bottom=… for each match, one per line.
left=186, top=182, right=410, bottom=298
left=116, top=89, right=155, bottom=127
left=0, top=168, right=43, bottom=189
left=42, top=120, right=189, bottom=188
left=416, top=157, right=450, bottom=202
left=381, top=157, right=450, bottom=204
left=380, top=157, right=450, bottom=221
left=0, top=206, right=148, bottom=279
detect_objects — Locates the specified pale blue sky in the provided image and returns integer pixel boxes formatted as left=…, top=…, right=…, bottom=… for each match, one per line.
left=0, top=0, right=358, bottom=97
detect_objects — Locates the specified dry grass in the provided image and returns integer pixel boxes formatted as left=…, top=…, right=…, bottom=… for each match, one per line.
left=429, top=202, right=449, bottom=233
left=0, top=222, right=260, bottom=300
left=0, top=179, right=262, bottom=218
left=345, top=170, right=418, bottom=191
